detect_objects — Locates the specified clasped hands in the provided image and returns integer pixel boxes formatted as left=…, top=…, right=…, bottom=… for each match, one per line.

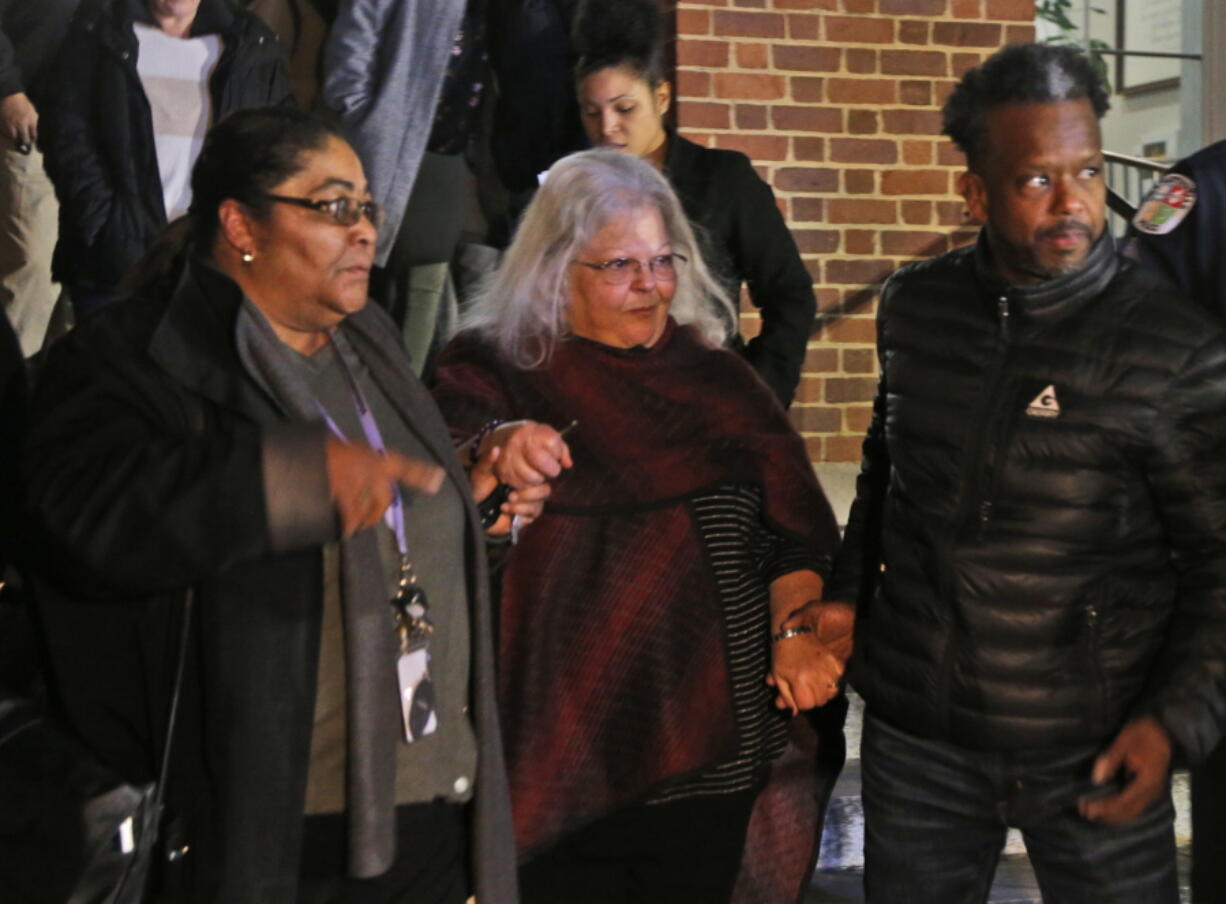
left=766, top=599, right=855, bottom=716
left=325, top=421, right=573, bottom=538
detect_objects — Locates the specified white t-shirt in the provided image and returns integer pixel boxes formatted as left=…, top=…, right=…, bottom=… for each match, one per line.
left=133, top=23, right=223, bottom=221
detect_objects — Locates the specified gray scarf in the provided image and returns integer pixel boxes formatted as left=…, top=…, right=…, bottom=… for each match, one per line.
left=235, top=300, right=402, bottom=879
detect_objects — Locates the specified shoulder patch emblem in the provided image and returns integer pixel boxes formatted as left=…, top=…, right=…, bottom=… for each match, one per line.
left=1132, top=172, right=1197, bottom=235
left=1026, top=384, right=1061, bottom=419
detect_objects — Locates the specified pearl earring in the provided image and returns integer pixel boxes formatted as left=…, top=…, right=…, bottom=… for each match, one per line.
left=241, top=251, right=255, bottom=264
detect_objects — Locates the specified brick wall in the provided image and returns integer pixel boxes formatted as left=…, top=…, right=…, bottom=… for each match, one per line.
left=671, top=0, right=1035, bottom=463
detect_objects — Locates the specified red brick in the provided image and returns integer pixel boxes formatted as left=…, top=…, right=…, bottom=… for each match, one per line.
left=791, top=76, right=824, bottom=102
left=803, top=259, right=823, bottom=282
left=845, top=229, right=876, bottom=254
left=881, top=230, right=950, bottom=255
left=937, top=200, right=969, bottom=225
left=900, top=79, right=932, bottom=105
left=950, top=229, right=979, bottom=249
left=846, top=48, right=878, bottom=73
left=793, top=137, right=825, bottom=160
left=986, top=0, right=1034, bottom=20
left=737, top=42, right=768, bottom=68
left=677, top=40, right=731, bottom=68
left=677, top=8, right=712, bottom=35
left=938, top=141, right=966, bottom=166
left=734, top=0, right=767, bottom=7
left=803, top=435, right=825, bottom=460
left=713, top=72, right=786, bottom=99
left=773, top=44, right=842, bottom=72
left=774, top=0, right=838, bottom=7
left=739, top=312, right=762, bottom=340
left=845, top=170, right=875, bottom=194
left=881, top=169, right=947, bottom=195
left=951, top=0, right=980, bottom=15
left=793, top=198, right=825, bottom=221
left=677, top=101, right=732, bottom=130
left=793, top=229, right=841, bottom=253
left=805, top=347, right=839, bottom=371
left=826, top=435, right=867, bottom=463
left=825, top=375, right=880, bottom=401
left=934, top=79, right=960, bottom=106
left=899, top=20, right=929, bottom=45
left=772, top=105, right=843, bottom=132
left=825, top=15, right=894, bottom=43
left=842, top=0, right=875, bottom=11
left=676, top=70, right=712, bottom=97
left=901, top=200, right=933, bottom=224
left=775, top=167, right=840, bottom=192
left=882, top=108, right=944, bottom=134
left=846, top=404, right=874, bottom=432
left=793, top=379, right=824, bottom=405
left=827, top=198, right=897, bottom=224
left=714, top=133, right=789, bottom=160
left=1006, top=24, right=1036, bottom=43
left=881, top=0, right=946, bottom=12
left=848, top=109, right=879, bottom=134
left=902, top=139, right=934, bottom=165
left=789, top=14, right=820, bottom=39
left=791, top=405, right=843, bottom=432
left=713, top=10, right=786, bottom=38
left=933, top=21, right=1002, bottom=46
left=952, top=52, right=985, bottom=77
left=881, top=50, right=948, bottom=77
left=736, top=103, right=767, bottom=129
left=819, top=315, right=877, bottom=344
left=830, top=137, right=898, bottom=164
left=827, top=78, right=895, bottom=104
left=843, top=348, right=877, bottom=373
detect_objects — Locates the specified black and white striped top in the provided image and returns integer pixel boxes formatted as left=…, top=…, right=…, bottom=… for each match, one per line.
left=648, top=484, right=829, bottom=804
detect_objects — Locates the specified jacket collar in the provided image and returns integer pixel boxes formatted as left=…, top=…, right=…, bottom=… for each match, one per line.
left=974, top=228, right=1121, bottom=320
left=112, top=0, right=236, bottom=40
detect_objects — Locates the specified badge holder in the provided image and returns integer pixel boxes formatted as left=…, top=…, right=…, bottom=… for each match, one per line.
left=393, top=554, right=438, bottom=743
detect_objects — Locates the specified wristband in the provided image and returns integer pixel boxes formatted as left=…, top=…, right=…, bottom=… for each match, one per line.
left=771, top=624, right=815, bottom=644
left=468, top=419, right=504, bottom=466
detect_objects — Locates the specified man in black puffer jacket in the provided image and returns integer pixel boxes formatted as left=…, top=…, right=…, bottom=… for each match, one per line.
left=827, top=43, right=1226, bottom=903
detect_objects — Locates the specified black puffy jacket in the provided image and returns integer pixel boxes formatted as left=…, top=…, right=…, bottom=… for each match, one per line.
left=830, top=233, right=1226, bottom=763
left=42, top=0, right=291, bottom=293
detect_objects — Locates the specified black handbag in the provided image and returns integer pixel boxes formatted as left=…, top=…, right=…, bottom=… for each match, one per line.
left=0, top=591, right=193, bottom=904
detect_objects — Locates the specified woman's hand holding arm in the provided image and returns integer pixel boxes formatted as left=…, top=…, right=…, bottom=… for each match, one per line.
left=465, top=421, right=572, bottom=535
left=765, top=570, right=855, bottom=715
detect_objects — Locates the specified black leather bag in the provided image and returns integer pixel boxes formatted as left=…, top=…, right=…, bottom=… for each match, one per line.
left=0, top=592, right=192, bottom=904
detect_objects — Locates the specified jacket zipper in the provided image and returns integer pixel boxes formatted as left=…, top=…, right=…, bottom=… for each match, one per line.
left=1084, top=602, right=1108, bottom=734
left=935, top=293, right=1012, bottom=735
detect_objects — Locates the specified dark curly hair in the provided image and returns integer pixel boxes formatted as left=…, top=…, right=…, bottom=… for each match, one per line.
left=572, top=0, right=666, bottom=86
left=942, top=43, right=1110, bottom=172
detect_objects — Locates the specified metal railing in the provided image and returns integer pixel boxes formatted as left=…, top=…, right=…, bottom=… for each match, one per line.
left=1104, top=150, right=1172, bottom=235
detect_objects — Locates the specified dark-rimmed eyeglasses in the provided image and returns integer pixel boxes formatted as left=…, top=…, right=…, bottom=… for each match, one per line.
left=572, top=253, right=687, bottom=285
left=259, top=193, right=383, bottom=228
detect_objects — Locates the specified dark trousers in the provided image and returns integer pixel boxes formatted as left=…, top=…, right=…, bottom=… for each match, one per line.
left=519, top=787, right=760, bottom=904
left=1191, top=740, right=1226, bottom=902
left=861, top=712, right=1178, bottom=904
left=296, top=801, right=470, bottom=904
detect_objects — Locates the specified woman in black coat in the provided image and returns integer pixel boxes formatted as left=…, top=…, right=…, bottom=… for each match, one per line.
left=42, top=0, right=293, bottom=316
left=22, top=107, right=563, bottom=903
left=570, top=0, right=816, bottom=408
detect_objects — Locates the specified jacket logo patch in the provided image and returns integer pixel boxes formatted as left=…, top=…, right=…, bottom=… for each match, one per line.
left=1132, top=173, right=1197, bottom=235
left=1026, top=385, right=1061, bottom=419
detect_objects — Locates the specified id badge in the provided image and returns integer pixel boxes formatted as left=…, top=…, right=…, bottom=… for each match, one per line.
left=397, top=643, right=439, bottom=743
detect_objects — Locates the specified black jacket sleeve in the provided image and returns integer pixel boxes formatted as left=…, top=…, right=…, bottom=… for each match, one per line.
left=724, top=154, right=817, bottom=408
left=0, top=1, right=22, bottom=99
left=1131, top=337, right=1226, bottom=763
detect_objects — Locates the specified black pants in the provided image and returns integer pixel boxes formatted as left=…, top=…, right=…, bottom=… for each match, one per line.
left=1192, top=740, right=1226, bottom=902
left=518, top=788, right=759, bottom=904
left=296, top=801, right=470, bottom=904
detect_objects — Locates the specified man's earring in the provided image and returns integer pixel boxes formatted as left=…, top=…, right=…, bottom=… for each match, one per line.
left=241, top=251, right=255, bottom=264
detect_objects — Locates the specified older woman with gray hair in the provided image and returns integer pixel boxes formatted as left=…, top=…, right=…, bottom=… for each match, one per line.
left=431, top=149, right=849, bottom=904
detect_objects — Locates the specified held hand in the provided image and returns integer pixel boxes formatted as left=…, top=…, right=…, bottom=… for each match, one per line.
left=488, top=420, right=573, bottom=489
left=1077, top=716, right=1173, bottom=825
left=766, top=601, right=854, bottom=716
left=469, top=445, right=553, bottom=534
left=1, top=93, right=38, bottom=151
left=326, top=437, right=444, bottom=537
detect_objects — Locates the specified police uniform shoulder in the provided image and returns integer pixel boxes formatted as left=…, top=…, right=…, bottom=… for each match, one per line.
left=1132, top=170, right=1198, bottom=236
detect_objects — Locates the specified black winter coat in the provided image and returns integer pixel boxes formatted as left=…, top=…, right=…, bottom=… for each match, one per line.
left=20, top=261, right=516, bottom=903
left=830, top=234, right=1226, bottom=762
left=42, top=0, right=291, bottom=293
left=665, top=133, right=816, bottom=408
